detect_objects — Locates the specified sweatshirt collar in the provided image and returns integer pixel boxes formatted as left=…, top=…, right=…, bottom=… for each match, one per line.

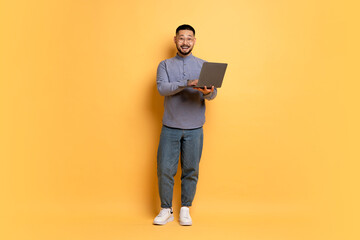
left=175, top=53, right=194, bottom=61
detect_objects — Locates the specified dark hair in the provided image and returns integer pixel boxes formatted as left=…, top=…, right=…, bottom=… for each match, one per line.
left=176, top=24, right=195, bottom=36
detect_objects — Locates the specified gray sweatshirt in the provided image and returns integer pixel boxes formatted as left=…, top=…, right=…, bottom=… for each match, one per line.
left=156, top=53, right=217, bottom=129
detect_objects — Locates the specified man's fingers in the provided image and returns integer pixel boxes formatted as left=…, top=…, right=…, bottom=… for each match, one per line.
left=193, top=86, right=215, bottom=95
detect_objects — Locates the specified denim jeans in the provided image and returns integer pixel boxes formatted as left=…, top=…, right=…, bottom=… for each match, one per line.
left=157, top=125, right=203, bottom=208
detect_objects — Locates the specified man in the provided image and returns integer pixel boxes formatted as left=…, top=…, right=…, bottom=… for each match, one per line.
left=153, top=24, right=217, bottom=226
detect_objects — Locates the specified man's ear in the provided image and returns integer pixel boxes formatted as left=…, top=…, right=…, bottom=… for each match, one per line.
left=174, top=36, right=177, bottom=44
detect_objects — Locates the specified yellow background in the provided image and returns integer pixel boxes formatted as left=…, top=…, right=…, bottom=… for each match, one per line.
left=0, top=0, right=359, bottom=239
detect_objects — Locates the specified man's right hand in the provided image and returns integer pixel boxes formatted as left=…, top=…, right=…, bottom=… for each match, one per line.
left=187, top=79, right=198, bottom=86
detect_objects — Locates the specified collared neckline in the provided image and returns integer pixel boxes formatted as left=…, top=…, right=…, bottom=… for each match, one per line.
left=175, top=53, right=194, bottom=61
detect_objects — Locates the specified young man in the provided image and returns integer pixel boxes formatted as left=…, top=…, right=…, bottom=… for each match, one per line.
left=153, top=24, right=217, bottom=226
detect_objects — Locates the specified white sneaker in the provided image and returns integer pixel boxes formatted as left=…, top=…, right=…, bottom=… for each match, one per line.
left=179, top=206, right=192, bottom=226
left=153, top=208, right=174, bottom=225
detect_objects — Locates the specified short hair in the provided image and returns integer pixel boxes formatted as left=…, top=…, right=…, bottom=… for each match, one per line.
left=176, top=24, right=195, bottom=36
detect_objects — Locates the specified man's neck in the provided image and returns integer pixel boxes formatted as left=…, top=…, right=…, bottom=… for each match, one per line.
left=177, top=52, right=192, bottom=58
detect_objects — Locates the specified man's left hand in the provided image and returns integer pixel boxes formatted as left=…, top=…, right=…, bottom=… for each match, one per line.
left=193, top=86, right=215, bottom=95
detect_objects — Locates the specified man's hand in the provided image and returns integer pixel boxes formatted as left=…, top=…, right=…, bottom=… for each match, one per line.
left=187, top=79, right=198, bottom=86
left=193, top=86, right=215, bottom=95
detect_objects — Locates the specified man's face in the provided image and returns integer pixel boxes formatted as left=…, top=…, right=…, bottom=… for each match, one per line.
left=174, top=30, right=196, bottom=57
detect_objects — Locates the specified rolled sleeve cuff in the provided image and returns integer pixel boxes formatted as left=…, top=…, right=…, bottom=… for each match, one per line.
left=203, top=92, right=213, bottom=99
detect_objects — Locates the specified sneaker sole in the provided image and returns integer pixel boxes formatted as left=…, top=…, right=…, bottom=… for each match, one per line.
left=179, top=221, right=192, bottom=226
left=153, top=215, right=174, bottom=225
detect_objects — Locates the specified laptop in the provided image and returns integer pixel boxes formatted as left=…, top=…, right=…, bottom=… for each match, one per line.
left=181, top=62, right=228, bottom=88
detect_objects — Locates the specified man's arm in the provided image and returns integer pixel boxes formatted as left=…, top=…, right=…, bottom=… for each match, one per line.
left=156, top=61, right=187, bottom=96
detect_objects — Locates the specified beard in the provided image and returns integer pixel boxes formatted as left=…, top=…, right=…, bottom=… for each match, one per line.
left=176, top=44, right=193, bottom=56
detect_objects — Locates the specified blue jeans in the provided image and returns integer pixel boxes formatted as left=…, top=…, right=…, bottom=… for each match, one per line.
left=157, top=125, right=203, bottom=208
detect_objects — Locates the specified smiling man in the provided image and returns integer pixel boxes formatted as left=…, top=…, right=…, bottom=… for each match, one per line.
left=153, top=24, right=217, bottom=226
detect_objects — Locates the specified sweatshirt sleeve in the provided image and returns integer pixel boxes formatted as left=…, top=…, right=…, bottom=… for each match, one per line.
left=156, top=61, right=187, bottom=96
